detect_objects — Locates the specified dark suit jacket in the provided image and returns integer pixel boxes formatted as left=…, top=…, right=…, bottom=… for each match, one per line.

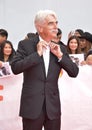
left=10, top=35, right=79, bottom=120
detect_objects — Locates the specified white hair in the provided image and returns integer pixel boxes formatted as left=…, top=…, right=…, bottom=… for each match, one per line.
left=34, top=10, right=57, bottom=25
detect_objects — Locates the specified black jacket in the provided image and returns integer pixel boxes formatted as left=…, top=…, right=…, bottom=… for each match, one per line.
left=10, top=35, right=79, bottom=120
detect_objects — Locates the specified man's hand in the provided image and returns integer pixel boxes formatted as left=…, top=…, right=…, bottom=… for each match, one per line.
left=37, top=41, right=49, bottom=56
left=50, top=42, right=63, bottom=59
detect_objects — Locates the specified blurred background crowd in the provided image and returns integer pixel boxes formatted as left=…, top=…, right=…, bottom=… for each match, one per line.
left=0, top=28, right=92, bottom=76
left=0, top=27, right=92, bottom=76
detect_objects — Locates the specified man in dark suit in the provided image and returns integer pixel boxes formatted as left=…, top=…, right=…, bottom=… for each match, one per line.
left=10, top=10, right=79, bottom=130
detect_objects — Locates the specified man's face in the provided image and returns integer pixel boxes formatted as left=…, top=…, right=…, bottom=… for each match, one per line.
left=0, top=35, right=7, bottom=45
left=40, top=15, right=58, bottom=41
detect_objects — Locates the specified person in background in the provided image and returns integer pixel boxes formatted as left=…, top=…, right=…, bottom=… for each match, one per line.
left=67, top=35, right=81, bottom=54
left=67, top=30, right=75, bottom=39
left=81, top=49, right=92, bottom=65
left=74, top=29, right=84, bottom=37
left=24, top=32, right=38, bottom=39
left=57, top=28, right=62, bottom=40
left=66, top=35, right=82, bottom=66
left=10, top=10, right=79, bottom=130
left=57, top=28, right=66, bottom=47
left=79, top=32, right=92, bottom=58
left=83, top=32, right=92, bottom=49
left=0, top=29, right=8, bottom=47
left=51, top=28, right=66, bottom=47
left=68, top=29, right=84, bottom=40
left=0, top=40, right=15, bottom=76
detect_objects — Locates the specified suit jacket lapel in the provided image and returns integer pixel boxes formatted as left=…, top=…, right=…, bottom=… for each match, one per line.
left=46, top=52, right=55, bottom=78
left=40, top=55, right=46, bottom=79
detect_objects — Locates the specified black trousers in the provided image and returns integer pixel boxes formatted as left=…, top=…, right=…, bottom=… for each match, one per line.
left=22, top=102, right=61, bottom=130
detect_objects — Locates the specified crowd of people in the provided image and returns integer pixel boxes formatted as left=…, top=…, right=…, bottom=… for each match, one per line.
left=0, top=10, right=92, bottom=130
left=24, top=28, right=92, bottom=66
left=0, top=26, right=92, bottom=76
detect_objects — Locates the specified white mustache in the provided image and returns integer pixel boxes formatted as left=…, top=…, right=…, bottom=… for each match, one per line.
left=51, top=29, right=58, bottom=33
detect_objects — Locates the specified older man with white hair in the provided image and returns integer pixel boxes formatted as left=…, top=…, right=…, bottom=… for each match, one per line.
left=11, top=10, right=79, bottom=130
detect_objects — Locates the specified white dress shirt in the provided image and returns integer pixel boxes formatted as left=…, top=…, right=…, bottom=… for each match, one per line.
left=39, top=36, right=50, bottom=77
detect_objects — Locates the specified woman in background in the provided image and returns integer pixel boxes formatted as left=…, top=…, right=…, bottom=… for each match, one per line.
left=81, top=49, right=92, bottom=65
left=67, top=35, right=81, bottom=54
left=67, top=35, right=82, bottom=66
left=0, top=40, right=15, bottom=76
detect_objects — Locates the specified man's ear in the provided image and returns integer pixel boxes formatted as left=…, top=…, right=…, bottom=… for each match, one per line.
left=38, top=25, right=43, bottom=33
